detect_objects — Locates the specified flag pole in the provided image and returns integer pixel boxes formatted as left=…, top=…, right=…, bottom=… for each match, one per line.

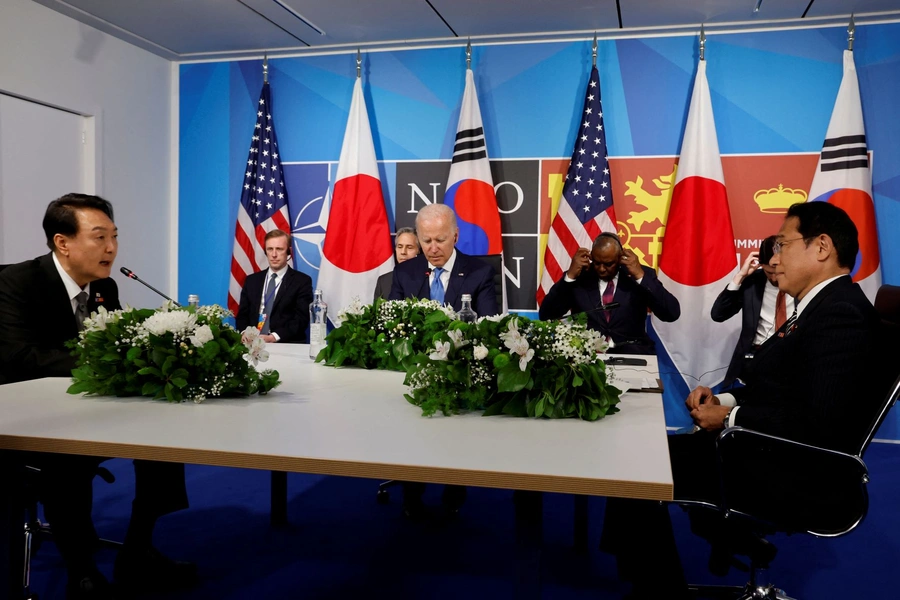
left=466, top=37, right=471, bottom=69
left=592, top=32, right=597, bottom=66
left=263, top=53, right=268, bottom=84
left=699, top=24, right=706, bottom=61
left=848, top=14, right=855, bottom=51
left=356, top=48, right=361, bottom=79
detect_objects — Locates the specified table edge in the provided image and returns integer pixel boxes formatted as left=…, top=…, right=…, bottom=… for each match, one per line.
left=0, top=435, right=673, bottom=501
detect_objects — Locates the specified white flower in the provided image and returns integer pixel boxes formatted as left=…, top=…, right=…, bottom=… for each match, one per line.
left=473, top=344, right=488, bottom=360
left=518, top=348, right=535, bottom=371
left=337, top=296, right=366, bottom=321
left=142, top=310, right=197, bottom=337
left=189, top=324, right=214, bottom=347
left=242, top=336, right=269, bottom=366
left=429, top=340, right=451, bottom=361
left=81, top=305, right=124, bottom=332
left=241, top=326, right=260, bottom=346
left=476, top=313, right=504, bottom=324
left=447, top=329, right=469, bottom=349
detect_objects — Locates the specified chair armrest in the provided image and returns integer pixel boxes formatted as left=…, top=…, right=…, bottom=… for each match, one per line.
left=714, top=427, right=868, bottom=537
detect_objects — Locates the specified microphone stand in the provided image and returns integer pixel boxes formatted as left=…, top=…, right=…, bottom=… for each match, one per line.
left=120, top=267, right=181, bottom=307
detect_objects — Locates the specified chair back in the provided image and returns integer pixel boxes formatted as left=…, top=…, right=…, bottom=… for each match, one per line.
left=472, top=254, right=503, bottom=311
left=858, top=284, right=900, bottom=456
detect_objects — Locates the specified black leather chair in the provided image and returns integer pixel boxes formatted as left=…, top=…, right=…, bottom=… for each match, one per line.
left=684, top=283, right=900, bottom=599
left=375, top=254, right=505, bottom=506
left=471, top=254, right=504, bottom=311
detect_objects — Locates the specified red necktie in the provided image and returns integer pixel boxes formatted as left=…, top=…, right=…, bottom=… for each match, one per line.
left=774, top=290, right=787, bottom=331
left=602, top=279, right=615, bottom=322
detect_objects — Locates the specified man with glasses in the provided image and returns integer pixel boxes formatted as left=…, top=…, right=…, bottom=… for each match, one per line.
left=539, top=232, right=680, bottom=354
left=711, top=235, right=795, bottom=388
left=601, top=201, right=886, bottom=599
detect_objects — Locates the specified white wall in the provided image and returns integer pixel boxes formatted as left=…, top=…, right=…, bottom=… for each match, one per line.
left=0, top=0, right=175, bottom=308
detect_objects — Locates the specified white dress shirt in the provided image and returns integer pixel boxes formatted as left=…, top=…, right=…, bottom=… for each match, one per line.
left=259, top=265, right=288, bottom=341
left=428, top=250, right=457, bottom=296
left=52, top=252, right=89, bottom=315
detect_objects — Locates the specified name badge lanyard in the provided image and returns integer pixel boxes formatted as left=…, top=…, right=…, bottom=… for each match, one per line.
left=257, top=277, right=281, bottom=330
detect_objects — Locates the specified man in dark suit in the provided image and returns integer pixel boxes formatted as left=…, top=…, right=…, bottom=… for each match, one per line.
left=0, top=194, right=194, bottom=599
left=236, top=229, right=313, bottom=343
left=601, top=202, right=886, bottom=599
left=711, top=235, right=795, bottom=388
left=373, top=227, right=419, bottom=302
left=387, top=203, right=497, bottom=519
left=538, top=232, right=680, bottom=354
left=389, top=203, right=498, bottom=316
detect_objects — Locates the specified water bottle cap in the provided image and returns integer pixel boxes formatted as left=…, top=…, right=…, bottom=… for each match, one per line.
left=461, top=294, right=472, bottom=301
left=187, top=294, right=199, bottom=303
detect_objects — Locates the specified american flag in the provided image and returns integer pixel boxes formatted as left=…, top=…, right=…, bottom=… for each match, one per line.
left=536, top=65, right=618, bottom=305
left=227, top=82, right=292, bottom=314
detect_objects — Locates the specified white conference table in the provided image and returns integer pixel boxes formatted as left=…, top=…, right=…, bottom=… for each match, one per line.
left=0, top=344, right=671, bottom=596
left=0, top=344, right=671, bottom=499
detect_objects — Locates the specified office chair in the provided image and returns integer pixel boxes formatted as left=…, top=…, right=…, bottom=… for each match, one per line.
left=376, top=254, right=504, bottom=506
left=684, top=283, right=900, bottom=600
left=22, top=465, right=123, bottom=600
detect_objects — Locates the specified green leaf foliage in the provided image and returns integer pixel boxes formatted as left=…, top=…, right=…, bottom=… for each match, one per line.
left=66, top=304, right=280, bottom=403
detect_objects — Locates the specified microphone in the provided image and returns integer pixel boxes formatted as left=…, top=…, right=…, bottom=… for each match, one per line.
left=120, top=267, right=181, bottom=307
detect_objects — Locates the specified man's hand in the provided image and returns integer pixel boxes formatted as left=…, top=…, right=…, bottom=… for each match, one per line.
left=566, top=248, right=591, bottom=279
left=619, top=248, right=644, bottom=280
left=732, top=251, right=760, bottom=286
left=690, top=403, right=731, bottom=431
left=685, top=385, right=720, bottom=411
left=261, top=334, right=277, bottom=343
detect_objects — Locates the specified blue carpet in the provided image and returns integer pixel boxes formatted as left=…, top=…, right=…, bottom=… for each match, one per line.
left=27, top=441, right=900, bottom=599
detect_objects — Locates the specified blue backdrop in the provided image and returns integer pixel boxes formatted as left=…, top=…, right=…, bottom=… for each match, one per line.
left=180, top=24, right=900, bottom=436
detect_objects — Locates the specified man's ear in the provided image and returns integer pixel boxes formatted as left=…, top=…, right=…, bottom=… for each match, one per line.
left=816, top=234, right=835, bottom=263
left=53, top=234, right=69, bottom=256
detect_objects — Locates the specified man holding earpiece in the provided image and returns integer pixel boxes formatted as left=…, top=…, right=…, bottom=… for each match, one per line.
left=236, top=229, right=313, bottom=343
left=539, top=232, right=680, bottom=354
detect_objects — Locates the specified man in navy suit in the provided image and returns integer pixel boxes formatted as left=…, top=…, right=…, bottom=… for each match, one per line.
left=0, top=194, right=193, bottom=599
left=602, top=202, right=887, bottom=599
left=236, top=229, right=313, bottom=343
left=388, top=203, right=498, bottom=518
left=538, top=232, right=680, bottom=354
left=389, top=203, right=499, bottom=317
left=711, top=235, right=795, bottom=388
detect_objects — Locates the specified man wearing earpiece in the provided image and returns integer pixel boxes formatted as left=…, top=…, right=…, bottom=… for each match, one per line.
left=539, top=232, right=680, bottom=354
left=236, top=229, right=313, bottom=343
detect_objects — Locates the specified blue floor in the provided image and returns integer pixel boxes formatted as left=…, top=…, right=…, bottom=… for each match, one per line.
left=28, top=441, right=900, bottom=599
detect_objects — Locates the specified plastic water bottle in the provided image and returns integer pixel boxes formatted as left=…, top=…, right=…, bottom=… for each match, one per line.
left=187, top=294, right=199, bottom=308
left=309, top=289, right=328, bottom=359
left=458, top=294, right=477, bottom=323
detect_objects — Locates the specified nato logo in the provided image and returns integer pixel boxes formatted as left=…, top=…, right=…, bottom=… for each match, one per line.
left=283, top=163, right=332, bottom=282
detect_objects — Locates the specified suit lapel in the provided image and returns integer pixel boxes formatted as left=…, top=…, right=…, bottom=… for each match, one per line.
left=444, top=254, right=466, bottom=307
left=270, top=269, right=292, bottom=312
left=39, top=254, right=79, bottom=339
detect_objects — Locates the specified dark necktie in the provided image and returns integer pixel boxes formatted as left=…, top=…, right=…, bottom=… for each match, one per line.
left=430, top=267, right=445, bottom=304
left=602, top=279, right=615, bottom=322
left=780, top=308, right=798, bottom=336
left=260, top=273, right=277, bottom=335
left=75, top=291, right=89, bottom=332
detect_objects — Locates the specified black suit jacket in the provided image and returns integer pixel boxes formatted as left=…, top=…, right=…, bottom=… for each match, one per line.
left=373, top=271, right=393, bottom=303
left=235, top=267, right=313, bottom=343
left=0, top=253, right=121, bottom=384
left=538, top=266, right=680, bottom=355
left=732, top=276, right=881, bottom=453
left=388, top=252, right=499, bottom=316
left=710, top=270, right=769, bottom=388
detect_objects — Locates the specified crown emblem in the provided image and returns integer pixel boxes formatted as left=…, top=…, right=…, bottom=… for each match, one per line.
left=753, top=184, right=807, bottom=214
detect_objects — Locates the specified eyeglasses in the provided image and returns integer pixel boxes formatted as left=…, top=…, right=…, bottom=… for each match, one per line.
left=772, top=237, right=808, bottom=254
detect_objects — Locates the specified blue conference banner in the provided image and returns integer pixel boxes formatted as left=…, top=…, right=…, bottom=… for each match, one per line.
left=180, top=24, right=900, bottom=437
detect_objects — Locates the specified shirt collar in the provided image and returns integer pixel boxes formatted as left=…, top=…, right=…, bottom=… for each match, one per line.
left=429, top=249, right=457, bottom=273
left=52, top=252, right=89, bottom=301
left=795, top=274, right=847, bottom=317
left=267, top=265, right=288, bottom=279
